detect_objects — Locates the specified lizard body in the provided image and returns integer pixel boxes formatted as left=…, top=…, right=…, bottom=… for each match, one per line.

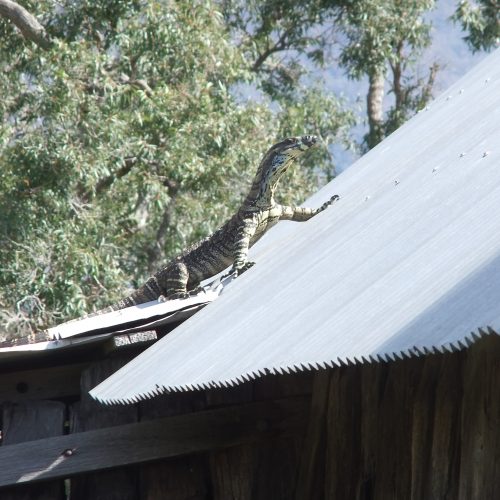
left=100, top=135, right=339, bottom=311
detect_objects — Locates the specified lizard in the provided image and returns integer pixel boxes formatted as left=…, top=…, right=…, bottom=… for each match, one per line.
left=106, top=134, right=340, bottom=311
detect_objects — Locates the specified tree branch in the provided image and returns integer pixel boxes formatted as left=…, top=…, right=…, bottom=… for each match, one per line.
left=252, top=29, right=291, bottom=71
left=94, top=157, right=138, bottom=197
left=420, top=62, right=439, bottom=105
left=119, top=73, right=153, bottom=97
left=77, top=156, right=138, bottom=204
left=391, top=41, right=405, bottom=111
left=0, top=0, right=52, bottom=49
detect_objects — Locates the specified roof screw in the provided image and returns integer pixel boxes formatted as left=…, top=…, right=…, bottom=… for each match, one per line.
left=62, top=448, right=75, bottom=457
left=459, top=89, right=464, bottom=94
left=394, top=180, right=400, bottom=186
left=446, top=95, right=452, bottom=100
left=364, top=195, right=370, bottom=201
left=459, top=152, right=466, bottom=158
left=432, top=167, right=438, bottom=173
left=485, top=78, right=490, bottom=84
left=483, top=151, right=490, bottom=158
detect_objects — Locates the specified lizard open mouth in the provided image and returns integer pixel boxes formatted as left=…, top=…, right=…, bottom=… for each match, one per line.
left=301, top=135, right=317, bottom=148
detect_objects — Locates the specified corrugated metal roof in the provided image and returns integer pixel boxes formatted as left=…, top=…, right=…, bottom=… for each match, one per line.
left=0, top=277, right=232, bottom=358
left=47, top=287, right=220, bottom=340
left=91, top=48, right=500, bottom=405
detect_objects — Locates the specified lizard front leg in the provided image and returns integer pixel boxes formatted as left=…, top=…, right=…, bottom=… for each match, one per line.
left=231, top=217, right=259, bottom=276
left=162, top=261, right=191, bottom=299
left=279, top=194, right=340, bottom=222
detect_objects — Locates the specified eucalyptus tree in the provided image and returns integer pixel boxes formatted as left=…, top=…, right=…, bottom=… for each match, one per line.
left=452, top=0, right=499, bottom=52
left=221, top=0, right=438, bottom=151
left=0, top=0, right=354, bottom=337
left=336, top=0, right=437, bottom=149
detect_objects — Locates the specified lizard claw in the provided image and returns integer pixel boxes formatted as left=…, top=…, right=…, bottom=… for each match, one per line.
left=319, top=194, right=340, bottom=212
left=231, top=261, right=255, bottom=277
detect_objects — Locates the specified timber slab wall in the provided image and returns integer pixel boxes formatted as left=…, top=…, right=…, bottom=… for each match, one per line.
left=0, top=335, right=498, bottom=499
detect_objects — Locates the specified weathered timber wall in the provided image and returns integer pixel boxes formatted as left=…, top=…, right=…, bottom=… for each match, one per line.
left=0, top=335, right=498, bottom=500
left=296, top=334, right=500, bottom=500
left=1, top=400, right=66, bottom=500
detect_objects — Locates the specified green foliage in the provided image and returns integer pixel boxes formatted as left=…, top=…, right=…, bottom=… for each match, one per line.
left=221, top=0, right=338, bottom=98
left=3, top=0, right=488, bottom=339
left=0, top=0, right=272, bottom=337
left=0, top=0, right=353, bottom=339
left=221, top=0, right=438, bottom=151
left=337, top=0, right=436, bottom=148
left=276, top=87, right=356, bottom=179
left=338, top=0, right=435, bottom=77
left=452, top=0, right=500, bottom=52
left=221, top=0, right=357, bottom=171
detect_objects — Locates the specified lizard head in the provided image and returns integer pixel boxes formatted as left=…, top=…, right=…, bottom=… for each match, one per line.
left=247, top=135, right=318, bottom=207
left=263, top=134, right=317, bottom=177
left=263, top=134, right=317, bottom=178
left=269, top=135, right=317, bottom=159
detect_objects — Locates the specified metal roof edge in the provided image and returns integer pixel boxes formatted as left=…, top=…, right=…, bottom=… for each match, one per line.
left=90, top=327, right=500, bottom=406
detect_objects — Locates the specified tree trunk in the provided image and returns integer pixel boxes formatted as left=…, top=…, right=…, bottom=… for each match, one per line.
left=0, top=0, right=51, bottom=49
left=366, top=69, right=385, bottom=149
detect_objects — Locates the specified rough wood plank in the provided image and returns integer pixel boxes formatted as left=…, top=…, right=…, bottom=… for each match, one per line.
left=206, top=382, right=253, bottom=408
left=208, top=384, right=255, bottom=500
left=140, top=456, right=209, bottom=500
left=70, top=358, right=138, bottom=431
left=253, top=372, right=314, bottom=400
left=139, top=389, right=207, bottom=419
left=139, top=390, right=209, bottom=500
left=253, top=436, right=303, bottom=500
left=294, top=369, right=331, bottom=500
left=0, top=396, right=308, bottom=488
left=210, top=374, right=309, bottom=500
left=324, top=365, right=362, bottom=500
left=372, top=359, right=418, bottom=500
left=210, top=444, right=256, bottom=500
left=356, top=360, right=388, bottom=500
left=409, top=355, right=441, bottom=500
left=69, top=358, right=138, bottom=500
left=1, top=401, right=65, bottom=500
left=0, top=363, right=86, bottom=403
left=204, top=380, right=255, bottom=500
left=2, top=401, right=65, bottom=445
left=427, top=353, right=462, bottom=500
left=459, top=335, right=500, bottom=499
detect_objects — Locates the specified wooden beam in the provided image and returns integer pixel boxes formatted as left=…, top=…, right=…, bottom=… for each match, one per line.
left=0, top=396, right=308, bottom=488
left=294, top=369, right=332, bottom=500
left=0, top=363, right=87, bottom=402
left=69, top=357, right=139, bottom=500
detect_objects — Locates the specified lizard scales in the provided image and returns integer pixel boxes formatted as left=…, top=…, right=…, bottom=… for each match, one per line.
left=107, top=135, right=339, bottom=310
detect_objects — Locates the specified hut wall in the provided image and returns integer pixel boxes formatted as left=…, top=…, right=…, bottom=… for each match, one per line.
left=0, top=335, right=498, bottom=499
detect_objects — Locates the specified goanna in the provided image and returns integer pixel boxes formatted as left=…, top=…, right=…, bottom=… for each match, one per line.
left=108, top=135, right=339, bottom=310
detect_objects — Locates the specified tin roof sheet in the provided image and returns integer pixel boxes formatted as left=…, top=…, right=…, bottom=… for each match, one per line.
left=0, top=279, right=229, bottom=360
left=91, top=49, right=500, bottom=404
